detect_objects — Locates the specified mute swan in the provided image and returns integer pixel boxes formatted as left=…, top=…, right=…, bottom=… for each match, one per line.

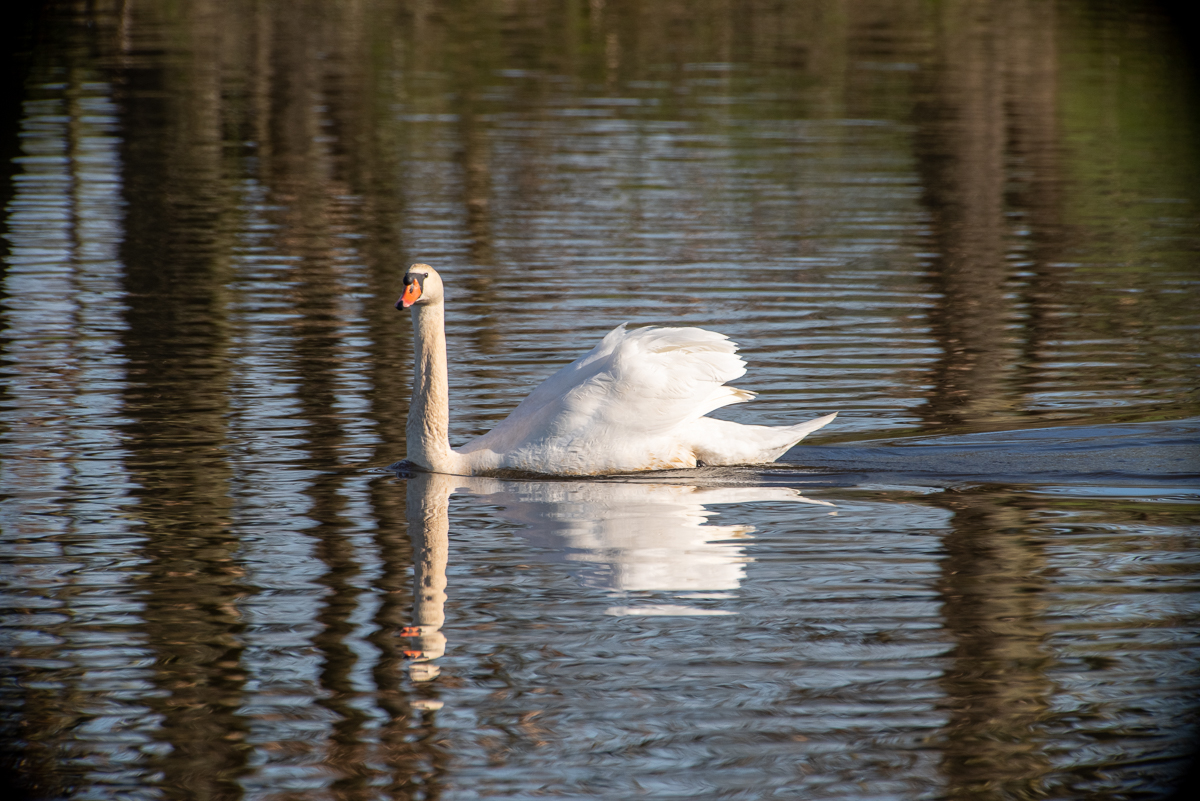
left=396, top=263, right=836, bottom=476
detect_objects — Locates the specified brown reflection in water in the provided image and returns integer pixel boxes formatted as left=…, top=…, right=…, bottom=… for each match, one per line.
left=1, top=9, right=131, bottom=795
left=310, top=501, right=376, bottom=801
left=244, top=11, right=395, bottom=795
left=107, top=0, right=436, bottom=794
left=209, top=0, right=411, bottom=468
left=444, top=0, right=503, bottom=357
left=912, top=3, right=1059, bottom=796
left=448, top=4, right=497, bottom=269
left=115, top=2, right=249, bottom=796
left=1003, top=2, right=1071, bottom=400
left=913, top=0, right=1021, bottom=429
left=406, top=21, right=529, bottom=403
left=206, top=4, right=451, bottom=791
left=911, top=0, right=1122, bottom=432
left=933, top=488, right=1053, bottom=799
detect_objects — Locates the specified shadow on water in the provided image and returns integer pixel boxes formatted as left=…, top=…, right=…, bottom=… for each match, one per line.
left=790, top=418, right=1200, bottom=488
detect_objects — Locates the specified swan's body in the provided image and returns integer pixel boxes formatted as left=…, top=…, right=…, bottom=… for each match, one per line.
left=398, top=264, right=836, bottom=476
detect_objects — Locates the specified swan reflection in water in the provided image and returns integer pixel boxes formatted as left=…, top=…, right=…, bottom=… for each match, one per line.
left=402, top=472, right=833, bottom=681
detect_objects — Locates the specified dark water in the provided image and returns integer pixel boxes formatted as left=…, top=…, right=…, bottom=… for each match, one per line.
left=2, top=1, right=1199, bottom=799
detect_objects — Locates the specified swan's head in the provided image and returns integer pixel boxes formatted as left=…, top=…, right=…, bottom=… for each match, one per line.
left=396, top=263, right=444, bottom=309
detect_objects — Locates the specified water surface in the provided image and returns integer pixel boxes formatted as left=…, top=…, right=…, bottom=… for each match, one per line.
left=2, top=1, right=1198, bottom=799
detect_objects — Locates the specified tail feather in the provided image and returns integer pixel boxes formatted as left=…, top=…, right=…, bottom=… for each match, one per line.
left=687, top=411, right=838, bottom=466
left=784, top=411, right=838, bottom=442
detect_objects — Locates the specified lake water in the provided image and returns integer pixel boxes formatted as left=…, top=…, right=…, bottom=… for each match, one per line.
left=2, top=1, right=1199, bottom=799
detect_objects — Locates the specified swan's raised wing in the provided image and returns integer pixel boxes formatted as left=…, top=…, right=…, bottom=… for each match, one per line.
left=566, top=325, right=752, bottom=433
left=460, top=325, right=752, bottom=459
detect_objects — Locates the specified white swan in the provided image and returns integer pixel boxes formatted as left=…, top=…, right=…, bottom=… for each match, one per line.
left=397, top=263, right=836, bottom=476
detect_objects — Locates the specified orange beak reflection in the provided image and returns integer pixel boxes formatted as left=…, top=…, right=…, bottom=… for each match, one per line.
left=400, top=280, right=423, bottom=308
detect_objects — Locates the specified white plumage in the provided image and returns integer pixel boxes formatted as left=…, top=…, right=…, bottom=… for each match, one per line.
left=398, top=264, right=836, bottom=476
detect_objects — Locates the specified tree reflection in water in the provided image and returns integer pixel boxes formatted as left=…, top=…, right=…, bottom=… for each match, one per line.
left=2, top=0, right=1197, bottom=797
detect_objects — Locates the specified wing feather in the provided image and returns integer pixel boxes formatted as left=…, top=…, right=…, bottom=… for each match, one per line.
left=460, top=325, right=752, bottom=456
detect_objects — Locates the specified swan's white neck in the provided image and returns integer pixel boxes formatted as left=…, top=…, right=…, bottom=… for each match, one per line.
left=407, top=301, right=464, bottom=474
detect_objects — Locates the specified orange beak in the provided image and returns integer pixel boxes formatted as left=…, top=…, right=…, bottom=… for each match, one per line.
left=400, top=280, right=423, bottom=308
